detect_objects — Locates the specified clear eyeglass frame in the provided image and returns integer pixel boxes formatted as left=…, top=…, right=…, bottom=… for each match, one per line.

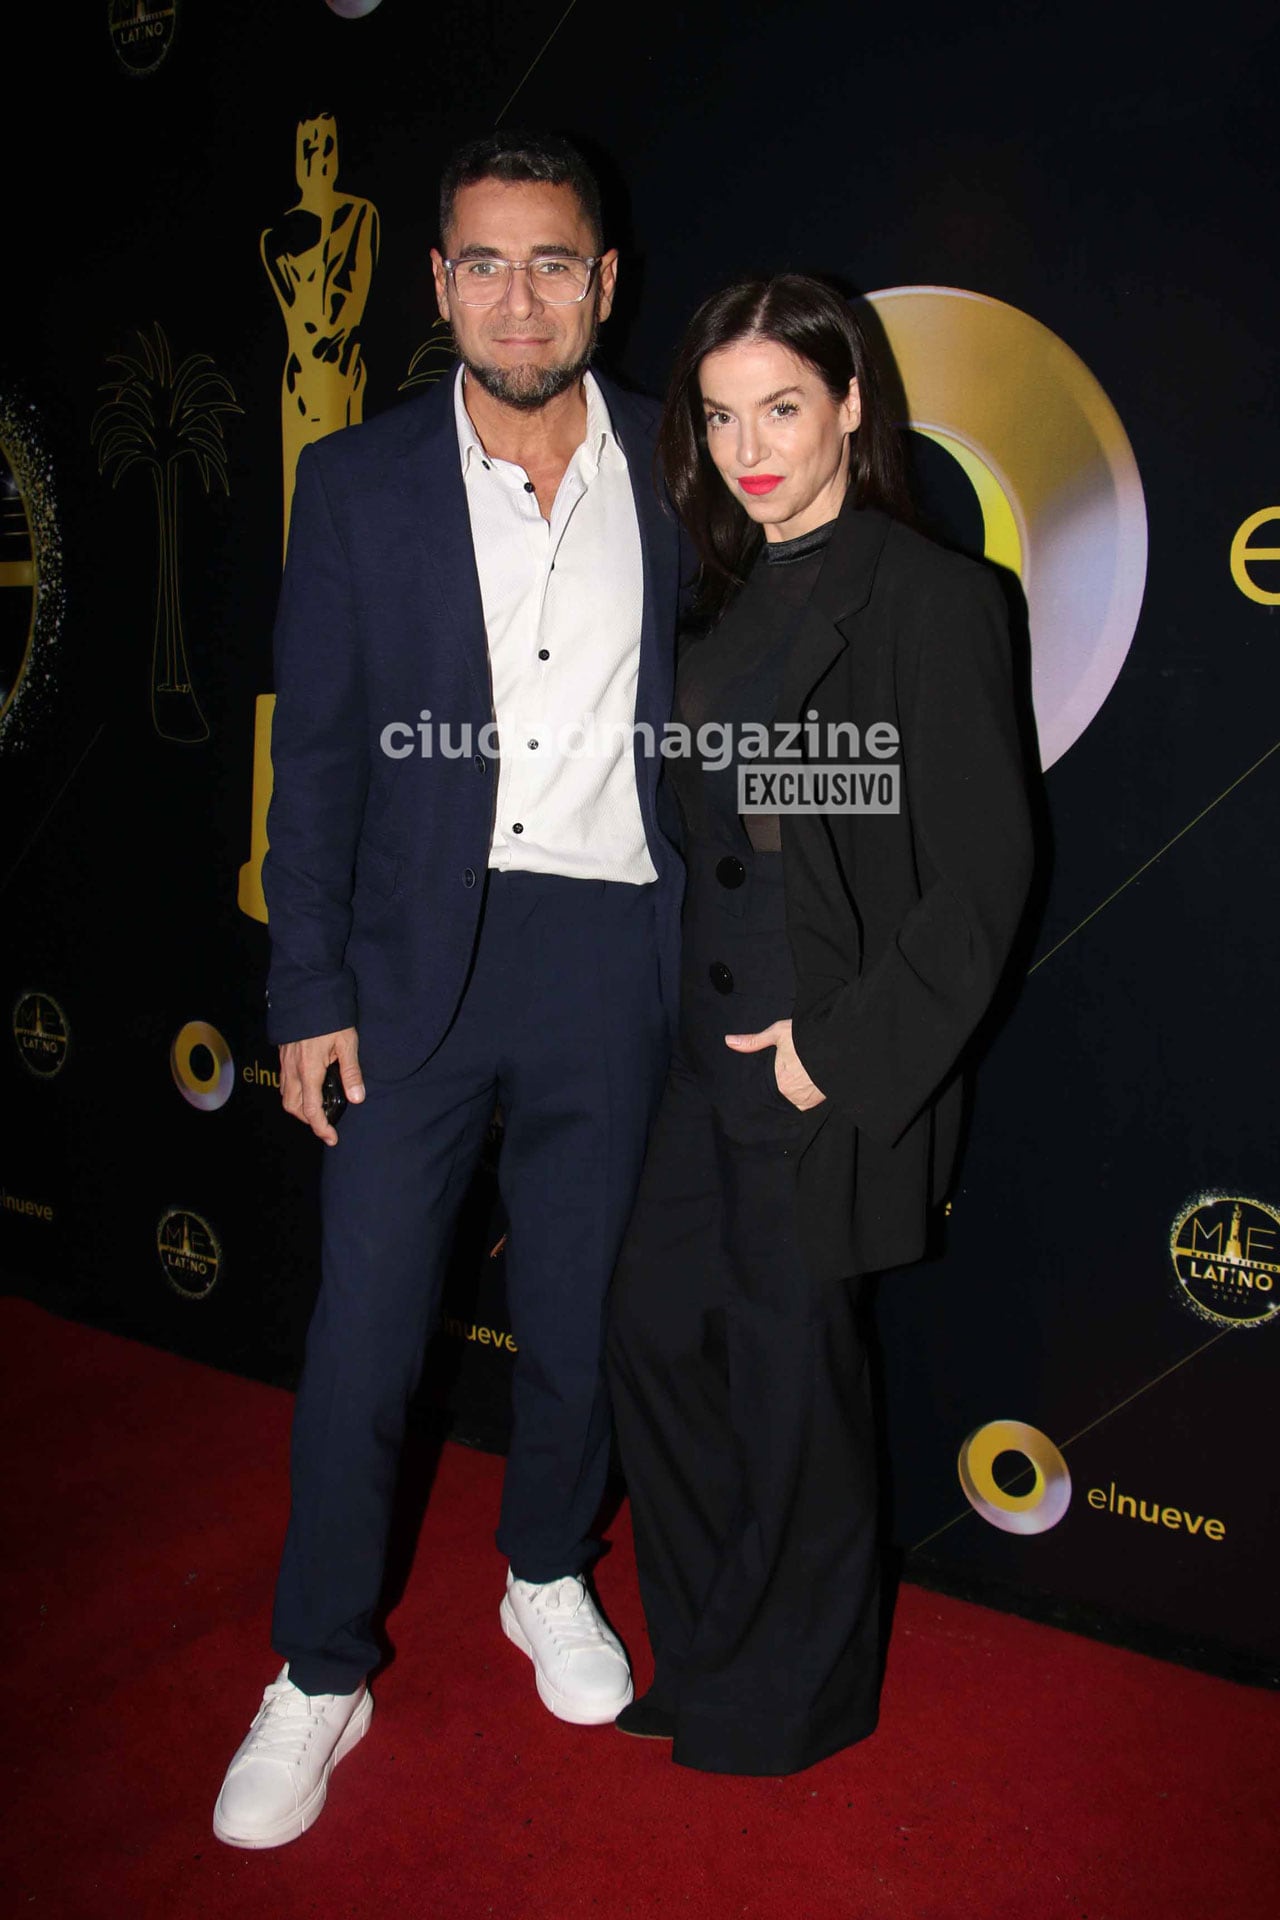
left=444, top=254, right=602, bottom=307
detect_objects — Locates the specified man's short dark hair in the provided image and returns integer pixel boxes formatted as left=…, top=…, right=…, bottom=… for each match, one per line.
left=439, top=131, right=604, bottom=250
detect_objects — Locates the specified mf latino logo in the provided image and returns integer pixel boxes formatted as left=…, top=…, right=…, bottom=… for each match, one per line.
left=1170, top=1193, right=1280, bottom=1329
left=156, top=1206, right=221, bottom=1300
left=12, top=991, right=70, bottom=1079
left=108, top=2, right=178, bottom=77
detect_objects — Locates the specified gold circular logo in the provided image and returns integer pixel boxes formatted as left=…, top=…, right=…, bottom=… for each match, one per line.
left=108, top=1, right=178, bottom=76
left=12, top=990, right=70, bottom=1079
left=958, top=1419, right=1072, bottom=1535
left=170, top=1020, right=234, bottom=1111
left=864, top=287, right=1148, bottom=770
left=1169, top=1192, right=1280, bottom=1330
left=157, top=1206, right=221, bottom=1299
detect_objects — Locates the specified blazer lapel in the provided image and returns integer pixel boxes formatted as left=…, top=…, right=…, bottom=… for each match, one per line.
left=779, top=500, right=893, bottom=717
left=390, top=376, right=492, bottom=712
left=597, top=373, right=677, bottom=738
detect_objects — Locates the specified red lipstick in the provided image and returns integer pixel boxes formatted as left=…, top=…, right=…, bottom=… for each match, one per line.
left=739, top=475, right=782, bottom=495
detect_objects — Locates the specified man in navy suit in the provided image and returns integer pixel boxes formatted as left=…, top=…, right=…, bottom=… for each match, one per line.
left=214, top=132, right=683, bottom=1850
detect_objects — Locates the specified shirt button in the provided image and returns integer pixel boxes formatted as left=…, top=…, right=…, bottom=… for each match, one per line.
left=709, top=962, right=734, bottom=995
left=463, top=868, right=477, bottom=888
left=716, top=856, right=746, bottom=890
left=474, top=754, right=486, bottom=773
left=512, top=822, right=524, bottom=835
left=528, top=739, right=538, bottom=751
left=538, top=649, right=550, bottom=661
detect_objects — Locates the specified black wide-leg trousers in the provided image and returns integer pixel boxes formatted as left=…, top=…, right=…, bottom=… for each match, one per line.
left=273, top=871, right=667, bottom=1697
left=606, top=1052, right=881, bottom=1775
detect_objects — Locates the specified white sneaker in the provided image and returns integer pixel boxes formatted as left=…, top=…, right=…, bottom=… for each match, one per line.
left=500, top=1569, right=633, bottom=1726
left=212, top=1665, right=372, bottom=1850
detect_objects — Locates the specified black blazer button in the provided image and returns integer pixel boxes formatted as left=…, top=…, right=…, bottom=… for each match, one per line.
left=716, top=855, right=746, bottom=890
left=463, top=868, right=477, bottom=888
left=474, top=754, right=486, bottom=773
left=709, top=962, right=734, bottom=995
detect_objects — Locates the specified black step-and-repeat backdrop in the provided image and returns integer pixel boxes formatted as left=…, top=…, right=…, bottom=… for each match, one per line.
left=4, top=1, right=1276, bottom=1675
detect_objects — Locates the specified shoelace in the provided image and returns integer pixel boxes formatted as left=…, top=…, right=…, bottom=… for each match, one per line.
left=244, top=1680, right=323, bottom=1761
left=522, top=1579, right=611, bottom=1653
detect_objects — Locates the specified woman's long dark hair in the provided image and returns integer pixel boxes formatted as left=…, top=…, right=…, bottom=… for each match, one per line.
left=658, top=274, right=911, bottom=618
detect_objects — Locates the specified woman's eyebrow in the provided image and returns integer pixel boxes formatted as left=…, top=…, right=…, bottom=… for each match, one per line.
left=701, top=385, right=803, bottom=410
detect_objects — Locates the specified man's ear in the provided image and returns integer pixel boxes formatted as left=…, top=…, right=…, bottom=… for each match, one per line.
left=595, top=248, right=620, bottom=326
left=430, top=248, right=450, bottom=325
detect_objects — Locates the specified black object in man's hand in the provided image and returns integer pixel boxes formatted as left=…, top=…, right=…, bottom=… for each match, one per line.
left=321, top=1060, right=349, bottom=1127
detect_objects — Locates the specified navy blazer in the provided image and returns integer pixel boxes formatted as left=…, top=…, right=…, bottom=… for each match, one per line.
left=263, top=371, right=685, bottom=1078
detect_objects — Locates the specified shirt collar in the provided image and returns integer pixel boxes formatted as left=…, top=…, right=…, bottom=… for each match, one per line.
left=579, top=370, right=616, bottom=478
left=453, top=364, right=487, bottom=474
left=454, top=364, right=619, bottom=477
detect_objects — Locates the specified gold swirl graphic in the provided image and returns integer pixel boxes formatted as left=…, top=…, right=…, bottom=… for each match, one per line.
left=170, top=1020, right=234, bottom=1112
left=865, top=287, right=1148, bottom=770
left=958, top=1418, right=1072, bottom=1535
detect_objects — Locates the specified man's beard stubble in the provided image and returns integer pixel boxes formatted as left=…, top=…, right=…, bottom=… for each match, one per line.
left=459, top=316, right=599, bottom=412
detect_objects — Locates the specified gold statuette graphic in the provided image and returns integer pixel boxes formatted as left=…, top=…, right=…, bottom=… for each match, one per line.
left=239, top=116, right=379, bottom=923
left=156, top=1206, right=221, bottom=1299
left=958, top=1419, right=1072, bottom=1535
left=1170, top=1193, right=1280, bottom=1329
left=91, top=324, right=242, bottom=744
left=865, top=288, right=1148, bottom=770
left=263, top=114, right=379, bottom=559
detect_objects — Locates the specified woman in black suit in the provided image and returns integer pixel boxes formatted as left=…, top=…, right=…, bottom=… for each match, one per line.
left=606, top=275, right=1035, bottom=1775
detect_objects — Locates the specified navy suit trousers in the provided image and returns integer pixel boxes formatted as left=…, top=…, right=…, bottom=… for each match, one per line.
left=273, top=870, right=668, bottom=1695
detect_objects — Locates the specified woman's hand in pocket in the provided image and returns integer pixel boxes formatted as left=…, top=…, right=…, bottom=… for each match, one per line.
left=724, top=1019, right=827, bottom=1111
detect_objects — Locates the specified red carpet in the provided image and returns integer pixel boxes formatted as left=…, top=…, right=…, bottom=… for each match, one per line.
left=2, top=1295, right=1275, bottom=1920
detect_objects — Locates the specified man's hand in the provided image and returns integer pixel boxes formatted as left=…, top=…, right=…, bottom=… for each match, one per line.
left=279, top=1028, right=365, bottom=1146
left=725, top=1018, right=827, bottom=1111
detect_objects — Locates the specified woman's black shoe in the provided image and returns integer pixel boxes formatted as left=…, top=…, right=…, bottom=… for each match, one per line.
left=615, top=1691, right=676, bottom=1738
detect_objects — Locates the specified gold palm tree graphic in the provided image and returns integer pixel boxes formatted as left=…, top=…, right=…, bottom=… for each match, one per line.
left=399, top=318, right=457, bottom=393
left=91, top=323, right=242, bottom=743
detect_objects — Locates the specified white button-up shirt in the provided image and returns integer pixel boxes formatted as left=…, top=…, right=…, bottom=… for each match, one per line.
left=454, top=365, right=656, bottom=884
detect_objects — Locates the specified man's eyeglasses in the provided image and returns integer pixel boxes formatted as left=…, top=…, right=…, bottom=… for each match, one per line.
left=444, top=254, right=601, bottom=308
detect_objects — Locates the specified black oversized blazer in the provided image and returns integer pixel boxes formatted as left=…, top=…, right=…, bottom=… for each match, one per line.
left=776, top=492, right=1036, bottom=1281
